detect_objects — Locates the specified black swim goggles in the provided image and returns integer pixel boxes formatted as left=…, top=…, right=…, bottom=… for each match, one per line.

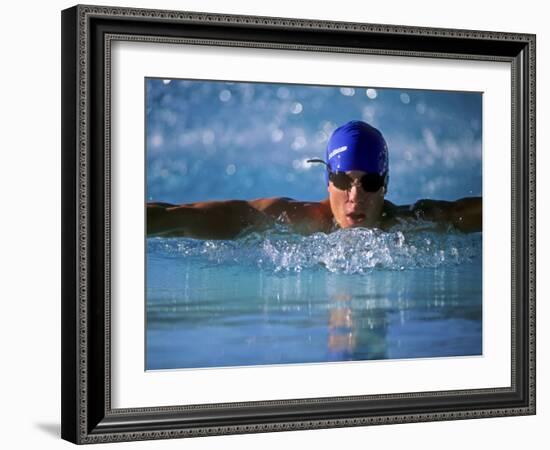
left=307, top=158, right=387, bottom=192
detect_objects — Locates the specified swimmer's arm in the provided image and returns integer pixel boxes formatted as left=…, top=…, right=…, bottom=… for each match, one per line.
left=146, top=200, right=272, bottom=239
left=410, top=196, right=482, bottom=233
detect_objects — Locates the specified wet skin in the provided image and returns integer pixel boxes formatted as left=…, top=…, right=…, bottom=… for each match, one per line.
left=327, top=170, right=385, bottom=229
left=146, top=171, right=482, bottom=239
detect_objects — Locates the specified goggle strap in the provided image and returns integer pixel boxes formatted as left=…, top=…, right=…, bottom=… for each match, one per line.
left=306, top=158, right=329, bottom=168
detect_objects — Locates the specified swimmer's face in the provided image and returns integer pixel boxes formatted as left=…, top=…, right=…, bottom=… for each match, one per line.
left=328, top=170, right=385, bottom=229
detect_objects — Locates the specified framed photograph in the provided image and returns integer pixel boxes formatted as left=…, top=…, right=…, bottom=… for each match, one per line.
left=61, top=4, right=536, bottom=444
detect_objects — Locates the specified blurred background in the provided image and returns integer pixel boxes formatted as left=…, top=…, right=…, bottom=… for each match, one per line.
left=146, top=78, right=482, bottom=206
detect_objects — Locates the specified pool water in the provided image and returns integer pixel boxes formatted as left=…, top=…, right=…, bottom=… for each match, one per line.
left=146, top=226, right=482, bottom=370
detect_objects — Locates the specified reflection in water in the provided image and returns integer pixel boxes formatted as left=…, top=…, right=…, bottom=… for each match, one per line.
left=320, top=266, right=479, bottom=363
left=146, top=232, right=482, bottom=370
left=328, top=299, right=355, bottom=357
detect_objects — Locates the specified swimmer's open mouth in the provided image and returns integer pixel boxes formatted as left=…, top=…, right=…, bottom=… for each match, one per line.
left=346, top=212, right=366, bottom=222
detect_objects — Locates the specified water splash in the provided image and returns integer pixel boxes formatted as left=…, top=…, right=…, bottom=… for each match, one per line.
left=148, top=226, right=481, bottom=274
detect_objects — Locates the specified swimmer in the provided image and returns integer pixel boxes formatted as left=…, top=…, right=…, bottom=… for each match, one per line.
left=147, top=120, right=481, bottom=240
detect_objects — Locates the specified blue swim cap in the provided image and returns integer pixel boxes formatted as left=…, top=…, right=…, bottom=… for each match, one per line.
left=325, top=120, right=389, bottom=185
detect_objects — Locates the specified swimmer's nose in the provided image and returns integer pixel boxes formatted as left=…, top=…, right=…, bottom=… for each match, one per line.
left=347, top=183, right=364, bottom=202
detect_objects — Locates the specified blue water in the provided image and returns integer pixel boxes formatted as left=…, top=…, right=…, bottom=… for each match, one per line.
left=146, top=227, right=482, bottom=370
left=146, top=79, right=482, bottom=206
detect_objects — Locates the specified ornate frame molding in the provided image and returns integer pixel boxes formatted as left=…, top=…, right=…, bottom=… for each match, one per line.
left=62, top=5, right=536, bottom=444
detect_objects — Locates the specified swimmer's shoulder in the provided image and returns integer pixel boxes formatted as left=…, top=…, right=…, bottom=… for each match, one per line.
left=248, top=197, right=294, bottom=214
left=380, top=200, right=406, bottom=227
left=249, top=197, right=333, bottom=233
left=382, top=199, right=439, bottom=220
left=381, top=197, right=482, bottom=233
left=380, top=199, right=429, bottom=229
left=249, top=197, right=329, bottom=215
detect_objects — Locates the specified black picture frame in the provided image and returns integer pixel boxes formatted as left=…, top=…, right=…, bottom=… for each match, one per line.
left=61, top=4, right=536, bottom=444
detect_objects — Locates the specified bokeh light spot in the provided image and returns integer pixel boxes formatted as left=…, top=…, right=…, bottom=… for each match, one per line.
left=291, top=102, right=303, bottom=114
left=340, top=87, right=355, bottom=96
left=291, top=136, right=307, bottom=151
left=151, top=134, right=163, bottom=148
left=219, top=90, right=232, bottom=102
left=277, top=87, right=290, bottom=99
left=202, top=130, right=215, bottom=145
left=366, top=88, right=378, bottom=99
left=271, top=129, right=284, bottom=143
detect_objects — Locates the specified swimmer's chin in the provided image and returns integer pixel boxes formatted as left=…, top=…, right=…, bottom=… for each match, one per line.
left=342, top=212, right=367, bottom=228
